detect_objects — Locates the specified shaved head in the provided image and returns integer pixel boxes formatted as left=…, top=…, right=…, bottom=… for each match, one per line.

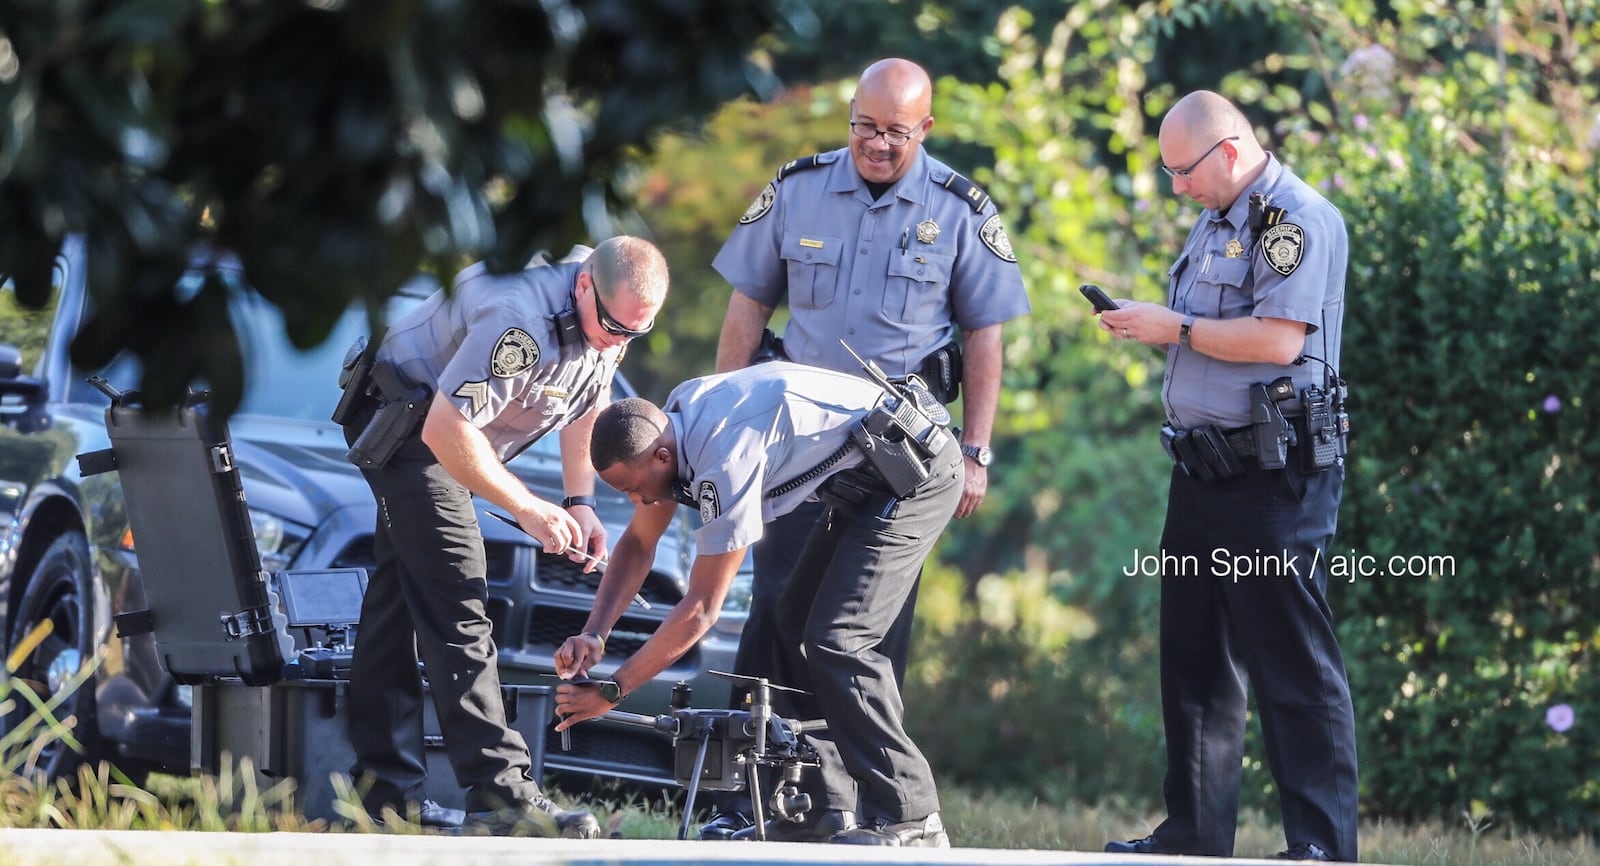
left=857, top=58, right=933, bottom=117
left=1161, top=90, right=1251, bottom=148
left=1158, top=90, right=1267, bottom=212
left=849, top=58, right=935, bottom=185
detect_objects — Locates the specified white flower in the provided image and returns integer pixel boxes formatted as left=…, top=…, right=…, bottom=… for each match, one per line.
left=1338, top=44, right=1396, bottom=100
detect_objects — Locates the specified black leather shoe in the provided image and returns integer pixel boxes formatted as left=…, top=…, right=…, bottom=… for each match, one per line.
left=1277, top=842, right=1333, bottom=861
left=830, top=813, right=949, bottom=847
left=698, top=809, right=754, bottom=840
left=464, top=794, right=599, bottom=838
left=731, top=808, right=855, bottom=842
left=1105, top=835, right=1171, bottom=854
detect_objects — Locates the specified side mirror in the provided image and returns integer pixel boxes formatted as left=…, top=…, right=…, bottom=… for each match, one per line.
left=0, top=344, right=48, bottom=433
left=0, top=345, right=22, bottom=379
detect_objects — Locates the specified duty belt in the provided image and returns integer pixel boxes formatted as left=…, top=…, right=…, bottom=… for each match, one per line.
left=1160, top=423, right=1262, bottom=483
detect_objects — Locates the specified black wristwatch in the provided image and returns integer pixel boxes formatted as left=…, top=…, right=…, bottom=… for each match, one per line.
left=561, top=495, right=596, bottom=510
left=597, top=678, right=623, bottom=705
left=961, top=444, right=993, bottom=467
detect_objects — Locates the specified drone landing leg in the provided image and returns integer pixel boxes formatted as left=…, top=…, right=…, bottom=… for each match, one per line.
left=678, top=729, right=713, bottom=840
left=747, top=763, right=767, bottom=841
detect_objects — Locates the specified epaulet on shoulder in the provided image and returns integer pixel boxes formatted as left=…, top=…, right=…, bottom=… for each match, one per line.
left=940, top=171, right=992, bottom=214
left=774, top=152, right=835, bottom=182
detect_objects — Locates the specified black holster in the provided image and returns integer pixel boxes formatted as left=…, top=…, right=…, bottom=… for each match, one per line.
left=331, top=336, right=376, bottom=427
left=752, top=329, right=788, bottom=364
left=346, top=362, right=431, bottom=469
left=916, top=342, right=963, bottom=404
left=817, top=467, right=885, bottom=511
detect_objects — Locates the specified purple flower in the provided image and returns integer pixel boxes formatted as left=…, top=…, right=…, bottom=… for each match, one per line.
left=1354, top=114, right=1370, bottom=131
left=1544, top=394, right=1562, bottom=414
left=1547, top=703, right=1574, bottom=733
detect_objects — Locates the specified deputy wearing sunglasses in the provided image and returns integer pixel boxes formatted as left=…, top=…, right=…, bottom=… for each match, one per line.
left=335, top=236, right=666, bottom=837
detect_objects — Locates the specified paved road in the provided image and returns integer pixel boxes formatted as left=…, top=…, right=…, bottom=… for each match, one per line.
left=0, top=829, right=1334, bottom=866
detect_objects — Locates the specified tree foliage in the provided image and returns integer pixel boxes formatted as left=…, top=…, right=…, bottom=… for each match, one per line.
left=0, top=0, right=787, bottom=414
left=896, top=0, right=1600, bottom=833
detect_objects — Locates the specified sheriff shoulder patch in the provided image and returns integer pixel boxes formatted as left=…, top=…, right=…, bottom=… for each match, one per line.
left=979, top=214, right=1017, bottom=262
left=739, top=182, right=777, bottom=224
left=1260, top=223, right=1306, bottom=277
left=491, top=328, right=540, bottom=377
left=697, top=480, right=721, bottom=524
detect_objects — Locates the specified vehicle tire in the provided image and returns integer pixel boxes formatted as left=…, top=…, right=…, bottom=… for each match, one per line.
left=6, top=531, right=102, bottom=781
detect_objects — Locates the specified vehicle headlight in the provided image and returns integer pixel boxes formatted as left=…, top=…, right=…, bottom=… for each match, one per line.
left=250, top=508, right=308, bottom=572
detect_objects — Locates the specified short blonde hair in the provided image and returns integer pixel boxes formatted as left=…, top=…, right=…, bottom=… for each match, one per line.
left=593, top=236, right=669, bottom=306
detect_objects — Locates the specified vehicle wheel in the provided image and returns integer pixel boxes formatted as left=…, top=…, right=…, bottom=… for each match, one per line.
left=6, top=531, right=101, bottom=780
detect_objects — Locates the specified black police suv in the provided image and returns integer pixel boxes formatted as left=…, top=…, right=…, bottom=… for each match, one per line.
left=0, top=236, right=747, bottom=785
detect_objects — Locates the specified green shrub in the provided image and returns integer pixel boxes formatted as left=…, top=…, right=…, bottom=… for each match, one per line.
left=1296, top=111, right=1600, bottom=833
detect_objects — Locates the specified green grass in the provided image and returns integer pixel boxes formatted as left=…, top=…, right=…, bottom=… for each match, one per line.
left=934, top=788, right=1600, bottom=864
left=2, top=651, right=1596, bottom=862
left=1, top=757, right=1598, bottom=864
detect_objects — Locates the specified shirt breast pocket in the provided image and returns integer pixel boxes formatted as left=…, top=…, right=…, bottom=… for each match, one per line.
left=884, top=250, right=954, bottom=324
left=781, top=233, right=844, bottom=310
left=1195, top=257, right=1253, bottom=318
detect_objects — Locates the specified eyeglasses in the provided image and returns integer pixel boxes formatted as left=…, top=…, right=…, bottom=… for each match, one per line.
left=590, top=276, right=653, bottom=339
left=848, top=118, right=928, bottom=148
left=1161, top=136, right=1239, bottom=179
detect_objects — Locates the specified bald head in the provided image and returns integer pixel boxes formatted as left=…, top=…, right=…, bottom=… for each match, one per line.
left=857, top=58, right=933, bottom=116
left=1158, top=90, right=1267, bottom=211
left=849, top=59, right=935, bottom=185
left=1161, top=91, right=1253, bottom=148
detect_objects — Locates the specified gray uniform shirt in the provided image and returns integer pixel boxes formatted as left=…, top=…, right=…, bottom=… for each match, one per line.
left=663, top=362, right=884, bottom=556
left=378, top=259, right=618, bottom=462
left=713, top=147, right=1031, bottom=378
left=1162, top=155, right=1348, bottom=429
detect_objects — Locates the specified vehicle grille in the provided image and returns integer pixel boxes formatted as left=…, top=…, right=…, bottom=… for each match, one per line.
left=533, top=552, right=682, bottom=607
left=331, top=537, right=518, bottom=585
left=526, top=606, right=696, bottom=671
left=545, top=722, right=674, bottom=780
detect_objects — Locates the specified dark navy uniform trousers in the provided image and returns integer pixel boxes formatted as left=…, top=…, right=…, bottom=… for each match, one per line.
left=1152, top=454, right=1359, bottom=861
left=766, top=436, right=963, bottom=825
left=343, top=408, right=540, bottom=814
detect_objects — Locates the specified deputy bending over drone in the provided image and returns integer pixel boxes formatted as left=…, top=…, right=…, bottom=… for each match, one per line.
left=553, top=360, right=961, bottom=847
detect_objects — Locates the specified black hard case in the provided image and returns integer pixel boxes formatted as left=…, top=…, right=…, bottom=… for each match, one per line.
left=101, top=400, right=288, bottom=685
left=191, top=679, right=551, bottom=821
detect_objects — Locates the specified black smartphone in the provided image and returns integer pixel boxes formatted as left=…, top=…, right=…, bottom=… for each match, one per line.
left=1079, top=283, right=1119, bottom=313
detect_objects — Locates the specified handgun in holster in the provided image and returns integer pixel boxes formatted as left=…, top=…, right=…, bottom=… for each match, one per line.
left=1250, top=377, right=1297, bottom=471
left=346, top=362, right=431, bottom=469
left=752, top=329, right=788, bottom=364
left=331, top=336, right=376, bottom=427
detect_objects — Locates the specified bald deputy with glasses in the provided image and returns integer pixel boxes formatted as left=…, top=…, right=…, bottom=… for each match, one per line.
left=1096, top=91, right=1358, bottom=862
left=336, top=236, right=666, bottom=837
left=699, top=57, right=1029, bottom=843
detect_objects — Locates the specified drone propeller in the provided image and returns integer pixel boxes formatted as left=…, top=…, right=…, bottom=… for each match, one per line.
left=706, top=670, right=808, bottom=694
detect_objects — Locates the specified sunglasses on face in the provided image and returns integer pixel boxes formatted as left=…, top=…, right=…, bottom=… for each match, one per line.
left=590, top=276, right=653, bottom=339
